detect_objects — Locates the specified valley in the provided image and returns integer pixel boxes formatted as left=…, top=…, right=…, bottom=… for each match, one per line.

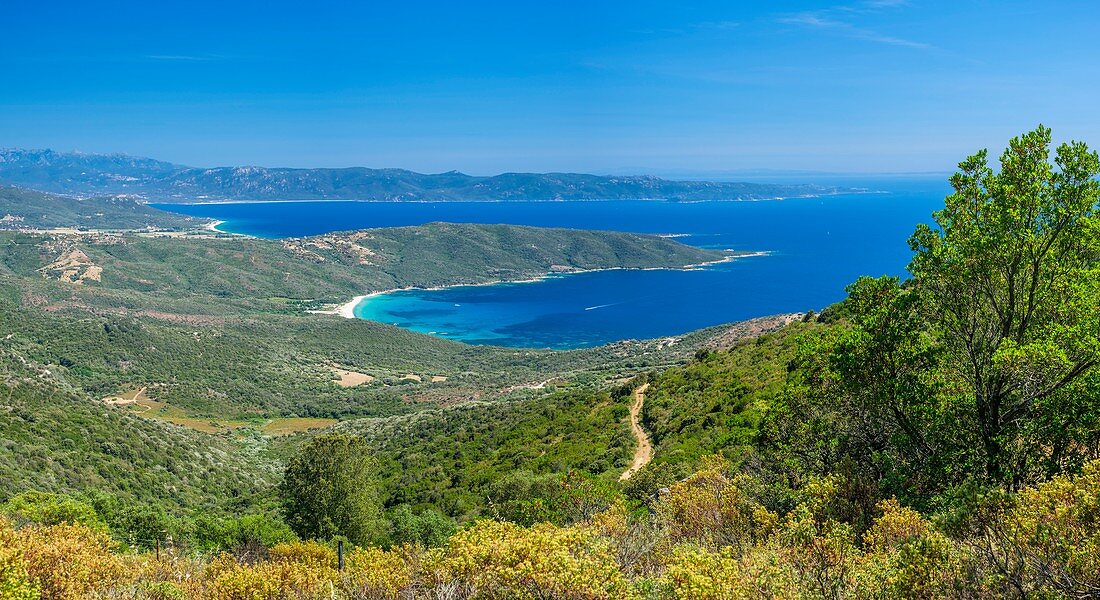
left=0, top=129, right=1097, bottom=599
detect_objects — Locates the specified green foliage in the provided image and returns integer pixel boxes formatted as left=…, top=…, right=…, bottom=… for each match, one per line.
left=643, top=323, right=808, bottom=468
left=3, top=491, right=106, bottom=532
left=0, top=224, right=719, bottom=421
left=387, top=505, right=456, bottom=547
left=280, top=434, right=384, bottom=545
left=0, top=349, right=273, bottom=519
left=351, top=389, right=634, bottom=522
left=765, top=127, right=1100, bottom=516
left=189, top=513, right=298, bottom=554
left=0, top=223, right=723, bottom=315
left=908, top=125, right=1100, bottom=484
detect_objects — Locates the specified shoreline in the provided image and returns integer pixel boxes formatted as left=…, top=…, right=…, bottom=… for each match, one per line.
left=315, top=250, right=769, bottom=320
left=147, top=189, right=878, bottom=207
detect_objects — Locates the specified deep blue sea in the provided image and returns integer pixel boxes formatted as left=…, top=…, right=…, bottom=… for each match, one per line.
left=153, top=175, right=950, bottom=349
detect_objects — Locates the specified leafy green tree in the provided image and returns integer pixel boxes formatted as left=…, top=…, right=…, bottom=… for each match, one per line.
left=909, top=125, right=1100, bottom=485
left=280, top=434, right=384, bottom=545
left=113, top=505, right=175, bottom=549
left=765, top=127, right=1100, bottom=511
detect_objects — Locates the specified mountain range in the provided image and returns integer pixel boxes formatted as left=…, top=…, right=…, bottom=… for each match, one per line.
left=0, top=148, right=851, bottom=202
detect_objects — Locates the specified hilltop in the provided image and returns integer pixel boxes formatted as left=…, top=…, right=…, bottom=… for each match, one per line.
left=0, top=148, right=851, bottom=202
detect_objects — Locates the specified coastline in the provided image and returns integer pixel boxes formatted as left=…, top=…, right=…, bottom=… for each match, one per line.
left=318, top=250, right=768, bottom=320
left=148, top=189, right=876, bottom=207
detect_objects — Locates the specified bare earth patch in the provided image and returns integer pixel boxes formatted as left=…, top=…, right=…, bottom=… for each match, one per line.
left=704, top=313, right=805, bottom=351
left=330, top=365, right=375, bottom=387
left=38, top=247, right=103, bottom=284
left=101, top=386, right=149, bottom=406
left=401, top=373, right=422, bottom=383
left=430, top=375, right=448, bottom=383
left=107, top=387, right=244, bottom=434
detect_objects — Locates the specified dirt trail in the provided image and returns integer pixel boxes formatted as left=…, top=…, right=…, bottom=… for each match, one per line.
left=620, top=383, right=653, bottom=481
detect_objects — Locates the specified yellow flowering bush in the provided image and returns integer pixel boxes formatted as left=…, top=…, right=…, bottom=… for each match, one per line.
left=981, top=460, right=1100, bottom=597
left=341, top=546, right=413, bottom=598
left=0, top=518, right=38, bottom=600
left=654, top=457, right=777, bottom=552
left=0, top=460, right=1096, bottom=599
left=268, top=540, right=338, bottom=571
left=203, top=542, right=338, bottom=600
left=428, top=519, right=637, bottom=599
left=15, top=521, right=126, bottom=599
left=852, top=500, right=965, bottom=599
left=205, top=555, right=336, bottom=600
left=661, top=544, right=799, bottom=600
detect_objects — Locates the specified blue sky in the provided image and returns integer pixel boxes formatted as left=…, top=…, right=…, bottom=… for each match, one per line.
left=1, top=1, right=1097, bottom=174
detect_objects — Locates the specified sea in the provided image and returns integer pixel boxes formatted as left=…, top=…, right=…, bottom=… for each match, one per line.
left=153, top=175, right=950, bottom=349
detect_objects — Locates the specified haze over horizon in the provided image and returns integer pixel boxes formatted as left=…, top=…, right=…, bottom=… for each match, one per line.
left=3, top=0, right=1097, bottom=175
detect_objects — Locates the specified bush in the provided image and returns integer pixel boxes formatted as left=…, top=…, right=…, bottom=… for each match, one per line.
left=428, top=519, right=635, bottom=599
left=204, top=542, right=337, bottom=600
left=971, top=461, right=1100, bottom=597
left=191, top=513, right=298, bottom=555
left=15, top=521, right=126, bottom=599
left=0, top=519, right=38, bottom=600
left=342, top=546, right=412, bottom=598
left=388, top=505, right=456, bottom=548
left=3, top=491, right=106, bottom=532
left=654, top=457, right=777, bottom=551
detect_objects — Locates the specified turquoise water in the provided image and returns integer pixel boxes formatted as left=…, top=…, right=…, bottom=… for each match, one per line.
left=155, top=176, right=948, bottom=348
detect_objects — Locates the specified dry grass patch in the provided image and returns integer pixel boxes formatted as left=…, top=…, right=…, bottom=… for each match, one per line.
left=113, top=389, right=246, bottom=434
left=329, top=365, right=375, bottom=387
left=261, top=418, right=339, bottom=436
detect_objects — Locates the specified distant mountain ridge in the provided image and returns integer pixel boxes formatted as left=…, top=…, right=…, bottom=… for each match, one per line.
left=0, top=148, right=853, bottom=202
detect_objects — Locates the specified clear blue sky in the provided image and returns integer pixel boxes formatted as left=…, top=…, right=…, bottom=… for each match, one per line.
left=2, top=1, right=1096, bottom=174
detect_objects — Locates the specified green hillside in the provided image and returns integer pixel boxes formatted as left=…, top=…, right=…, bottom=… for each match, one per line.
left=0, top=346, right=274, bottom=515
left=0, top=223, right=724, bottom=314
left=0, top=185, right=203, bottom=231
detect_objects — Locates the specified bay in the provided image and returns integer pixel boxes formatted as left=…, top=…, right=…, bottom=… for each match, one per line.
left=153, top=175, right=949, bottom=348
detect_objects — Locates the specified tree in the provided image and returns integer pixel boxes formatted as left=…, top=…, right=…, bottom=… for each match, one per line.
left=773, top=276, right=946, bottom=502
left=765, top=127, right=1100, bottom=509
left=909, top=125, right=1100, bottom=485
left=280, top=433, right=383, bottom=545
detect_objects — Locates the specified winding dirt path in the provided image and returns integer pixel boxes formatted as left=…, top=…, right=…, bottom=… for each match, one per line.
left=620, top=383, right=653, bottom=481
